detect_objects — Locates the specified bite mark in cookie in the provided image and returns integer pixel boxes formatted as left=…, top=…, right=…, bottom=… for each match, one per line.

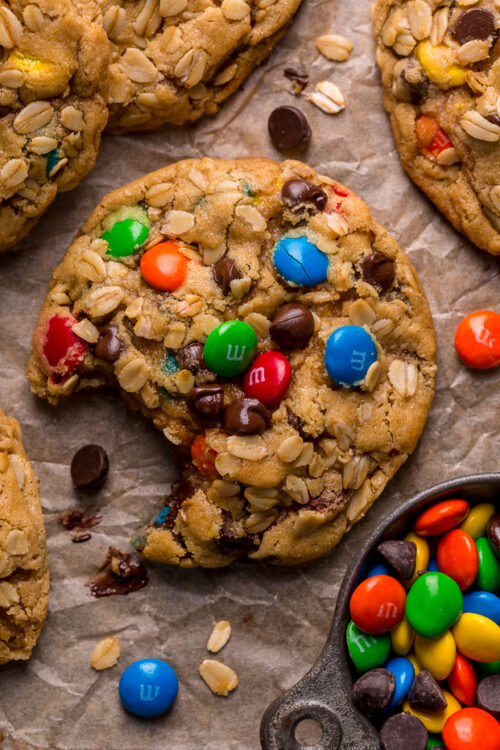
left=27, top=157, right=436, bottom=567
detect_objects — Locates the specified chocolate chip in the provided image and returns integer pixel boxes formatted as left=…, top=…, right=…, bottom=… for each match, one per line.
left=455, top=8, right=496, bottom=45
left=94, top=324, right=123, bottom=362
left=268, top=106, right=312, bottom=151
left=222, top=398, right=271, bottom=435
left=270, top=303, right=315, bottom=349
left=283, top=68, right=309, bottom=93
left=477, top=675, right=500, bottom=719
left=487, top=114, right=500, bottom=127
left=362, top=252, right=395, bottom=291
left=213, top=257, right=243, bottom=295
left=377, top=540, right=417, bottom=580
left=186, top=385, right=224, bottom=425
left=487, top=513, right=500, bottom=555
left=177, top=342, right=207, bottom=372
left=408, top=670, right=447, bottom=711
left=380, top=713, right=428, bottom=750
left=281, top=179, right=328, bottom=212
left=351, top=669, right=395, bottom=716
left=70, top=444, right=109, bottom=490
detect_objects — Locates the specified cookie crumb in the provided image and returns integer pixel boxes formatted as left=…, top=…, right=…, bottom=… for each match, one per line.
left=199, top=659, right=238, bottom=696
left=90, top=637, right=121, bottom=671
left=316, top=34, right=353, bottom=61
left=207, top=620, right=232, bottom=653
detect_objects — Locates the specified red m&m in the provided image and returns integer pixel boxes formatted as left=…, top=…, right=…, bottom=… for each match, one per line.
left=455, top=310, right=500, bottom=370
left=437, top=529, right=478, bottom=591
left=243, top=351, right=292, bottom=409
left=140, top=241, right=188, bottom=291
left=39, top=314, right=87, bottom=376
left=349, top=575, right=406, bottom=634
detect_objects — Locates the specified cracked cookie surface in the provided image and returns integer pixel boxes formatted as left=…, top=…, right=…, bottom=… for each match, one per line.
left=27, top=157, right=436, bottom=567
left=0, top=407, right=49, bottom=663
left=0, top=0, right=109, bottom=252
left=102, top=0, right=303, bottom=130
left=373, top=0, right=500, bottom=255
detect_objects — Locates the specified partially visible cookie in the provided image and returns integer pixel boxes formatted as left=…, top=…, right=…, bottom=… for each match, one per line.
left=0, top=0, right=110, bottom=252
left=0, top=407, right=49, bottom=664
left=373, top=0, right=500, bottom=255
left=27, top=157, right=436, bottom=568
left=103, top=0, right=303, bottom=130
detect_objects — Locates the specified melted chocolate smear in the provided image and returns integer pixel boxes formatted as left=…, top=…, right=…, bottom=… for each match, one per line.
left=157, top=478, right=193, bottom=530
left=283, top=68, right=309, bottom=93
left=87, top=547, right=148, bottom=598
left=58, top=510, right=102, bottom=530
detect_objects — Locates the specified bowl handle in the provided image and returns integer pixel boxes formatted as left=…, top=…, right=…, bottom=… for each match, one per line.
left=259, top=639, right=380, bottom=750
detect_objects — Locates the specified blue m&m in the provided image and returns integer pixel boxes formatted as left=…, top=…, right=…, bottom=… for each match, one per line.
left=273, top=236, right=329, bottom=287
left=119, top=658, right=178, bottom=718
left=325, top=326, right=378, bottom=388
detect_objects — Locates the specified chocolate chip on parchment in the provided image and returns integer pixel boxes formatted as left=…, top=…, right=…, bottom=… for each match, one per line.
left=377, top=540, right=417, bottom=580
left=70, top=444, right=109, bottom=490
left=186, top=385, right=224, bottom=425
left=222, top=398, right=271, bottom=435
left=283, top=68, right=309, bottom=94
left=281, top=179, right=328, bottom=211
left=351, top=668, right=395, bottom=716
left=477, top=675, right=500, bottom=719
left=455, top=8, right=496, bottom=45
left=380, top=713, right=428, bottom=750
left=213, top=257, right=242, bottom=295
left=362, top=252, right=395, bottom=291
left=270, top=303, right=315, bottom=349
left=408, top=670, right=447, bottom=711
left=95, top=324, right=123, bottom=362
left=268, top=106, right=312, bottom=151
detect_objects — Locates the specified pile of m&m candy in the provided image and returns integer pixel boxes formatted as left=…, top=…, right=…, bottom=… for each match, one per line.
left=346, top=498, right=500, bottom=750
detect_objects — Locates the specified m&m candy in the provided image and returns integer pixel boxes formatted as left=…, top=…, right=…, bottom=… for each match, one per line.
left=140, top=242, right=188, bottom=291
left=38, top=314, right=87, bottom=376
left=273, top=236, right=329, bottom=286
left=203, top=321, right=257, bottom=377
left=118, top=658, right=178, bottom=718
left=345, top=497, right=500, bottom=749
left=325, top=326, right=378, bottom=388
left=455, top=310, right=500, bottom=369
left=243, top=351, right=292, bottom=408
left=102, top=217, right=149, bottom=258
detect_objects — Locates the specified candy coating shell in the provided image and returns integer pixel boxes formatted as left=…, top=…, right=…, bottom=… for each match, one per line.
left=442, top=707, right=500, bottom=750
left=140, top=242, right=188, bottom=291
left=102, top=218, right=149, bottom=258
left=448, top=653, right=477, bottom=706
left=414, top=631, right=456, bottom=681
left=242, top=351, right=292, bottom=408
left=405, top=572, right=463, bottom=638
left=346, top=620, right=391, bottom=673
left=415, top=499, right=469, bottom=536
left=455, top=310, right=500, bottom=369
left=460, top=503, right=496, bottom=540
left=452, top=612, right=500, bottom=663
left=462, top=590, right=500, bottom=626
left=404, top=532, right=430, bottom=585
left=273, top=236, right=328, bottom=286
left=203, top=321, right=258, bottom=377
left=349, top=575, right=406, bottom=634
left=403, top=689, right=461, bottom=734
left=391, top=616, right=415, bottom=656
left=476, top=536, right=500, bottom=592
left=436, top=529, right=478, bottom=591
left=118, top=658, right=178, bottom=718
left=324, top=326, right=378, bottom=388
left=385, top=657, right=415, bottom=710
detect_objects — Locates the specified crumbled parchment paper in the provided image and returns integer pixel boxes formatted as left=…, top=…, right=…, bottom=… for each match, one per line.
left=1, top=0, right=499, bottom=747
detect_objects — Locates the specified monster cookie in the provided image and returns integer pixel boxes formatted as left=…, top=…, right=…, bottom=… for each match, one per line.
left=103, top=0, right=303, bottom=130
left=0, top=0, right=109, bottom=252
left=373, top=0, right=500, bottom=255
left=0, top=407, right=49, bottom=663
left=27, top=157, right=436, bottom=567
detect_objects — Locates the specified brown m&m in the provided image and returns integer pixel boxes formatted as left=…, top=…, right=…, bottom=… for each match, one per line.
left=222, top=398, right=271, bottom=435
left=186, top=385, right=224, bottom=425
left=362, top=252, right=395, bottom=291
left=270, top=303, right=315, bottom=349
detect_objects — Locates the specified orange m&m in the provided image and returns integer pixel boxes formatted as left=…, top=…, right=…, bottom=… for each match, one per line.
left=140, top=241, right=188, bottom=291
left=448, top=653, right=477, bottom=706
left=190, top=433, right=218, bottom=478
left=443, top=707, right=500, bottom=750
left=437, top=529, right=478, bottom=591
left=455, top=310, right=500, bottom=370
left=415, top=499, right=469, bottom=536
left=349, top=575, right=406, bottom=634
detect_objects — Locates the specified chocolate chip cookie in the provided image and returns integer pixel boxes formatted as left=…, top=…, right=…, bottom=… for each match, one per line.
left=27, top=157, right=436, bottom=567
left=0, top=407, right=49, bottom=663
left=373, top=0, right=500, bottom=255
left=103, top=0, right=303, bottom=130
left=0, top=0, right=109, bottom=252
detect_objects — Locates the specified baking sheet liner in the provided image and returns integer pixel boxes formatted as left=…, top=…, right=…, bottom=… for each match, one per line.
left=1, top=0, right=499, bottom=747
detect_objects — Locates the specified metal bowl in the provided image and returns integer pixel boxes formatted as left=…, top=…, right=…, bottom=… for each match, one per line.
left=260, top=473, right=500, bottom=750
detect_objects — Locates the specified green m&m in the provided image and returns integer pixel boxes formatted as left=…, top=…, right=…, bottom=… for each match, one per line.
left=405, top=572, right=463, bottom=638
left=346, top=620, right=391, bottom=673
left=203, top=321, right=257, bottom=378
left=476, top=537, right=500, bottom=592
left=102, top=218, right=149, bottom=258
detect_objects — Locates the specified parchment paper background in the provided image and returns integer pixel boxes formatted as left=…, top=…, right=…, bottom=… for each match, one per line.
left=1, top=0, right=500, bottom=747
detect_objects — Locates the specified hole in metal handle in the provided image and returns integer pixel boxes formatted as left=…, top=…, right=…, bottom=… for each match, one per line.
left=262, top=700, right=342, bottom=750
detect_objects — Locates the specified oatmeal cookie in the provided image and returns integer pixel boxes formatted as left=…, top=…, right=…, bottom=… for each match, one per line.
left=27, top=157, right=436, bottom=567
left=373, top=0, right=500, bottom=255
left=0, top=0, right=110, bottom=251
left=0, top=407, right=49, bottom=663
left=102, top=0, right=303, bottom=130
